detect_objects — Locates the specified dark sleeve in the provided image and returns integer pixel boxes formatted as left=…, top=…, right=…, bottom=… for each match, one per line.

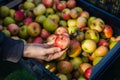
left=0, top=31, right=24, bottom=63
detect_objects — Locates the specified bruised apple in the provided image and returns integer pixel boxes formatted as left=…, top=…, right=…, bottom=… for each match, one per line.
left=54, top=34, right=70, bottom=49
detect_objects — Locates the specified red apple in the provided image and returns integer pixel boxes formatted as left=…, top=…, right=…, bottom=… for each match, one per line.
left=70, top=8, right=80, bottom=19
left=47, top=34, right=57, bottom=45
left=103, top=25, right=113, bottom=38
left=32, top=37, right=43, bottom=43
left=27, top=22, right=41, bottom=37
left=61, top=8, right=71, bottom=20
left=80, top=11, right=90, bottom=19
left=84, top=67, right=92, bottom=79
left=7, top=24, right=19, bottom=36
left=54, top=34, right=70, bottom=49
left=23, top=17, right=33, bottom=25
left=40, top=29, right=50, bottom=39
left=98, top=39, right=109, bottom=47
left=56, top=1, right=66, bottom=11
left=67, top=0, right=76, bottom=9
left=14, top=10, right=24, bottom=21
left=55, top=26, right=68, bottom=35
left=42, top=0, right=53, bottom=8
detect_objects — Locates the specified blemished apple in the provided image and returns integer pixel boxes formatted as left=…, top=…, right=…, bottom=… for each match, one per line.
left=45, top=8, right=55, bottom=16
left=67, top=0, right=76, bottom=9
left=70, top=8, right=80, bottom=19
left=35, top=15, right=47, bottom=24
left=40, top=29, right=50, bottom=39
left=33, top=4, right=46, bottom=16
left=32, top=37, right=43, bottom=43
left=80, top=11, right=90, bottom=19
left=42, top=0, right=53, bottom=8
left=7, top=24, right=19, bottom=36
left=76, top=17, right=87, bottom=29
left=55, top=26, right=68, bottom=35
left=56, top=1, right=66, bottom=11
left=27, top=22, right=41, bottom=37
left=61, top=8, right=71, bottom=20
left=54, top=34, right=70, bottom=49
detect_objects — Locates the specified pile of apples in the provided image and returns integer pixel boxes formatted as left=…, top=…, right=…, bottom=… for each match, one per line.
left=0, top=0, right=120, bottom=80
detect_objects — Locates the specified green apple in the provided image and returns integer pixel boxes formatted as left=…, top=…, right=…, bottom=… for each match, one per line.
left=35, top=15, right=47, bottom=24
left=2, top=28, right=11, bottom=37
left=85, top=29, right=99, bottom=43
left=59, top=20, right=67, bottom=27
left=19, top=25, right=29, bottom=38
left=9, top=9, right=15, bottom=18
left=43, top=18, right=58, bottom=32
left=81, top=39, right=97, bottom=53
left=0, top=6, right=10, bottom=18
left=3, top=17, right=15, bottom=26
left=23, top=1, right=35, bottom=10
left=33, top=4, right=46, bottom=16
left=67, top=19, right=77, bottom=27
left=48, top=14, right=60, bottom=23
left=45, top=8, right=55, bottom=16
left=93, top=56, right=103, bottom=66
left=89, top=18, right=105, bottom=32
left=87, top=16, right=96, bottom=27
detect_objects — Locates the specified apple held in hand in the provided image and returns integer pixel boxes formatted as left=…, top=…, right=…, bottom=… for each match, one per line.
left=54, top=34, right=70, bottom=49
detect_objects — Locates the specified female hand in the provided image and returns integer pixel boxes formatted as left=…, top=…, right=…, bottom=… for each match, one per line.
left=23, top=43, right=67, bottom=61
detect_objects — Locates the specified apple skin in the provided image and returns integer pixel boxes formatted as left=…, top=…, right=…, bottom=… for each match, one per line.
left=2, top=28, right=11, bottom=37
left=0, top=6, right=10, bottom=18
left=35, top=15, right=47, bottom=24
left=19, top=25, right=28, bottom=39
left=47, top=34, right=57, bottom=45
left=80, top=11, right=90, bottom=19
left=23, top=17, right=33, bottom=25
left=84, top=67, right=92, bottom=79
left=3, top=17, right=15, bottom=26
left=61, top=8, right=71, bottom=20
left=103, top=25, right=113, bottom=38
left=32, top=37, right=43, bottom=43
left=70, top=8, right=80, bottom=19
left=67, top=0, right=76, bottom=9
left=7, top=24, right=19, bottom=36
left=27, top=22, right=41, bottom=37
left=76, top=17, right=87, bottom=29
left=23, top=1, right=35, bottom=10
left=98, top=39, right=109, bottom=47
left=42, top=0, right=53, bottom=8
left=45, top=8, right=55, bottom=16
left=14, top=10, right=24, bottom=21
left=56, top=1, right=66, bottom=11
left=55, top=26, right=68, bottom=35
left=54, top=34, right=70, bottom=49
left=40, top=29, right=50, bottom=39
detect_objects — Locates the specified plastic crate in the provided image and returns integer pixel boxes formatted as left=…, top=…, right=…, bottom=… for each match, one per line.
left=1, top=0, right=120, bottom=80
left=86, top=0, right=120, bottom=18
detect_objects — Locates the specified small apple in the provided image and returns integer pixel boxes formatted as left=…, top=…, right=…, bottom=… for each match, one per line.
left=54, top=34, right=70, bottom=49
left=98, top=39, right=109, bottom=47
left=81, top=39, right=97, bottom=53
left=87, top=16, right=96, bottom=27
left=0, top=6, right=10, bottom=18
left=80, top=11, right=90, bottom=19
left=84, top=67, right=92, bottom=79
left=59, top=20, right=67, bottom=27
left=85, top=29, right=99, bottom=43
left=70, top=8, right=80, bottom=19
left=56, top=1, right=66, bottom=11
left=55, top=26, right=68, bottom=35
left=33, top=4, right=46, bottom=16
left=42, top=0, right=53, bottom=8
left=27, top=22, right=41, bottom=37
left=19, top=25, right=29, bottom=38
left=24, top=9, right=34, bottom=17
left=40, top=29, right=50, bottom=39
left=3, top=17, right=15, bottom=26
left=7, top=24, right=19, bottom=36
left=45, top=8, right=55, bottom=16
left=76, top=17, right=87, bottom=29
left=103, top=25, right=113, bottom=38
left=14, top=10, right=24, bottom=21
left=89, top=18, right=105, bottom=32
left=2, top=28, right=11, bottom=37
left=35, top=15, right=47, bottom=24
left=47, top=34, right=57, bottom=45
left=23, top=1, right=35, bottom=10
left=67, top=0, right=76, bottom=9
left=32, top=37, right=43, bottom=43
left=23, top=17, right=33, bottom=25
left=61, top=8, right=71, bottom=20
left=48, top=14, right=60, bottom=23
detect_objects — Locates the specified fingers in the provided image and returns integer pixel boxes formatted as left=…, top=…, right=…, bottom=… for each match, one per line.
left=45, top=47, right=61, bottom=54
